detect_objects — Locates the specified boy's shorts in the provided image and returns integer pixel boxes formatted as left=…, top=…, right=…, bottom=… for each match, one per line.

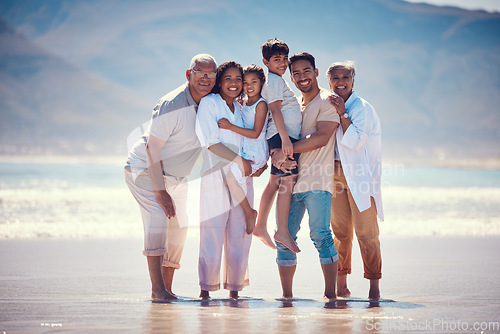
left=267, top=133, right=300, bottom=176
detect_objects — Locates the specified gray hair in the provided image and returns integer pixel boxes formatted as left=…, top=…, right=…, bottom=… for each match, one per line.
left=326, top=60, right=356, bottom=80
left=189, top=53, right=217, bottom=70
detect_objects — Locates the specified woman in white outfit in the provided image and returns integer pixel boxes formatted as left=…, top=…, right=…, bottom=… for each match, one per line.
left=217, top=64, right=269, bottom=235
left=195, top=61, right=258, bottom=299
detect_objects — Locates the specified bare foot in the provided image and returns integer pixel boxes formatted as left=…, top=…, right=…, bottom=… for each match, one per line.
left=274, top=231, right=300, bottom=253
left=229, top=291, right=239, bottom=299
left=200, top=290, right=210, bottom=300
left=337, top=275, right=351, bottom=298
left=245, top=209, right=258, bottom=234
left=253, top=224, right=277, bottom=249
left=368, top=287, right=380, bottom=300
left=337, top=288, right=351, bottom=298
left=151, top=289, right=177, bottom=302
left=324, top=293, right=337, bottom=299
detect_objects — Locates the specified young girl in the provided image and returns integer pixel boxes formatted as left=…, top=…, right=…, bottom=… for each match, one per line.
left=218, top=64, right=269, bottom=234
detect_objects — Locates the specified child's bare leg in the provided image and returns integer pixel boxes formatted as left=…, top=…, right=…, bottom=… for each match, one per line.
left=337, top=274, right=351, bottom=298
left=274, top=174, right=300, bottom=253
left=225, top=170, right=257, bottom=234
left=253, top=174, right=280, bottom=249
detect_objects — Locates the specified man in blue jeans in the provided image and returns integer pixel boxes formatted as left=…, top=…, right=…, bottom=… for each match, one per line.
left=271, top=52, right=340, bottom=298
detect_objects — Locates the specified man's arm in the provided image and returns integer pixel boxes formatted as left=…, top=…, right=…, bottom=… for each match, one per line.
left=271, top=121, right=338, bottom=172
left=146, top=134, right=176, bottom=218
left=293, top=120, right=338, bottom=153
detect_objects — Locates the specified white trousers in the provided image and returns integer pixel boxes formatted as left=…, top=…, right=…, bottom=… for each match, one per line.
left=124, top=167, right=188, bottom=269
left=198, top=168, right=253, bottom=291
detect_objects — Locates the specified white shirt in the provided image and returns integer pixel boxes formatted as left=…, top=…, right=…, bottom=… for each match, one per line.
left=261, top=72, right=302, bottom=140
left=126, top=84, right=201, bottom=181
left=336, top=91, right=384, bottom=220
left=195, top=93, right=244, bottom=174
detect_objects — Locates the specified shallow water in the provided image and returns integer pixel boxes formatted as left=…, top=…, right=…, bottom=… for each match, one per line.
left=0, top=162, right=499, bottom=239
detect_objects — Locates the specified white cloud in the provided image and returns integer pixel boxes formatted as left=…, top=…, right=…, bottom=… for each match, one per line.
left=404, top=0, right=500, bottom=13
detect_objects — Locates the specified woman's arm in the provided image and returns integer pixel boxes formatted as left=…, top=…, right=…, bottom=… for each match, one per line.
left=208, top=143, right=253, bottom=176
left=329, top=96, right=372, bottom=151
left=218, top=101, right=268, bottom=139
left=329, top=95, right=351, bottom=133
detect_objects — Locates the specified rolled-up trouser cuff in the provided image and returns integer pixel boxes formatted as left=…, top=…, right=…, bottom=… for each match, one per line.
left=224, top=279, right=249, bottom=292
left=142, top=248, right=167, bottom=257
left=338, top=269, right=351, bottom=275
left=320, top=254, right=339, bottom=265
left=162, top=259, right=181, bottom=269
left=364, top=273, right=382, bottom=280
left=276, top=259, right=297, bottom=267
left=200, top=282, right=220, bottom=292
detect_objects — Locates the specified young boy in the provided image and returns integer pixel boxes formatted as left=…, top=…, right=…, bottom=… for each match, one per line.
left=253, top=38, right=302, bottom=253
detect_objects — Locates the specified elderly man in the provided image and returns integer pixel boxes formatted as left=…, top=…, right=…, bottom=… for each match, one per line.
left=327, top=61, right=383, bottom=300
left=272, top=52, right=340, bottom=299
left=125, top=54, right=217, bottom=301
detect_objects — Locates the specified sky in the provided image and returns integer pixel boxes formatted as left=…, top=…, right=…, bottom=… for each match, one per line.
left=405, top=0, right=500, bottom=12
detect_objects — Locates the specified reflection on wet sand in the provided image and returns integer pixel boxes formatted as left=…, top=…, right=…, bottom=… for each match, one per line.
left=143, top=297, right=421, bottom=333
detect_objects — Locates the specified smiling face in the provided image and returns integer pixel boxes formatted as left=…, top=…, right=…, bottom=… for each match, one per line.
left=328, top=68, right=354, bottom=101
left=186, top=61, right=217, bottom=103
left=263, top=54, right=289, bottom=76
left=290, top=59, right=319, bottom=93
left=243, top=72, right=263, bottom=100
left=219, top=66, right=243, bottom=101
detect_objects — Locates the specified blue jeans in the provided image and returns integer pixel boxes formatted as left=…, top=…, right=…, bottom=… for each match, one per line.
left=276, top=191, right=339, bottom=266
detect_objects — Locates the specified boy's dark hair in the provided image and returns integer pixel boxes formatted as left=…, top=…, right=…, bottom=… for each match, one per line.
left=211, top=61, right=245, bottom=99
left=243, top=64, right=266, bottom=85
left=289, top=52, right=316, bottom=71
left=261, top=38, right=289, bottom=61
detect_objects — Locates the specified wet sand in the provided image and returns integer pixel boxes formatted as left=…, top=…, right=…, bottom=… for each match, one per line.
left=1, top=236, right=499, bottom=333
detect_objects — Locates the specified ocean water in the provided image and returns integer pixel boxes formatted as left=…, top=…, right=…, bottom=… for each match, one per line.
left=0, top=161, right=500, bottom=239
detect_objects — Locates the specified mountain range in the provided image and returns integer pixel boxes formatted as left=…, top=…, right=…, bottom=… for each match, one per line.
left=0, top=0, right=499, bottom=163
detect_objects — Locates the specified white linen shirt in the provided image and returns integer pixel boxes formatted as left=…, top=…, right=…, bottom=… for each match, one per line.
left=195, top=93, right=244, bottom=175
left=126, top=84, right=201, bottom=182
left=336, top=91, right=384, bottom=220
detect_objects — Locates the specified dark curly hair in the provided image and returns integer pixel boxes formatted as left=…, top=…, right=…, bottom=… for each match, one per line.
left=211, top=61, right=244, bottom=99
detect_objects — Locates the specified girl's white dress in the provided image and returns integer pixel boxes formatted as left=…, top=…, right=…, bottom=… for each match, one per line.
left=230, top=97, right=269, bottom=182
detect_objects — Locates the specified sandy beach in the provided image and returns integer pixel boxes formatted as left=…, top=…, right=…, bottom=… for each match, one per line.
left=1, top=235, right=499, bottom=333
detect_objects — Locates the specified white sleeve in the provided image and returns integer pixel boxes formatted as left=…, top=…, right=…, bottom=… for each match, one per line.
left=340, top=101, right=373, bottom=151
left=195, top=96, right=221, bottom=148
left=263, top=75, right=284, bottom=104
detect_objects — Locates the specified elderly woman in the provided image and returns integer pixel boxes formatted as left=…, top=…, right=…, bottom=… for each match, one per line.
left=195, top=61, right=264, bottom=299
left=327, top=61, right=384, bottom=300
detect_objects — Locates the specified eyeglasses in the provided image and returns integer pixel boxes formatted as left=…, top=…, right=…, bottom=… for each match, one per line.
left=191, top=69, right=216, bottom=79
